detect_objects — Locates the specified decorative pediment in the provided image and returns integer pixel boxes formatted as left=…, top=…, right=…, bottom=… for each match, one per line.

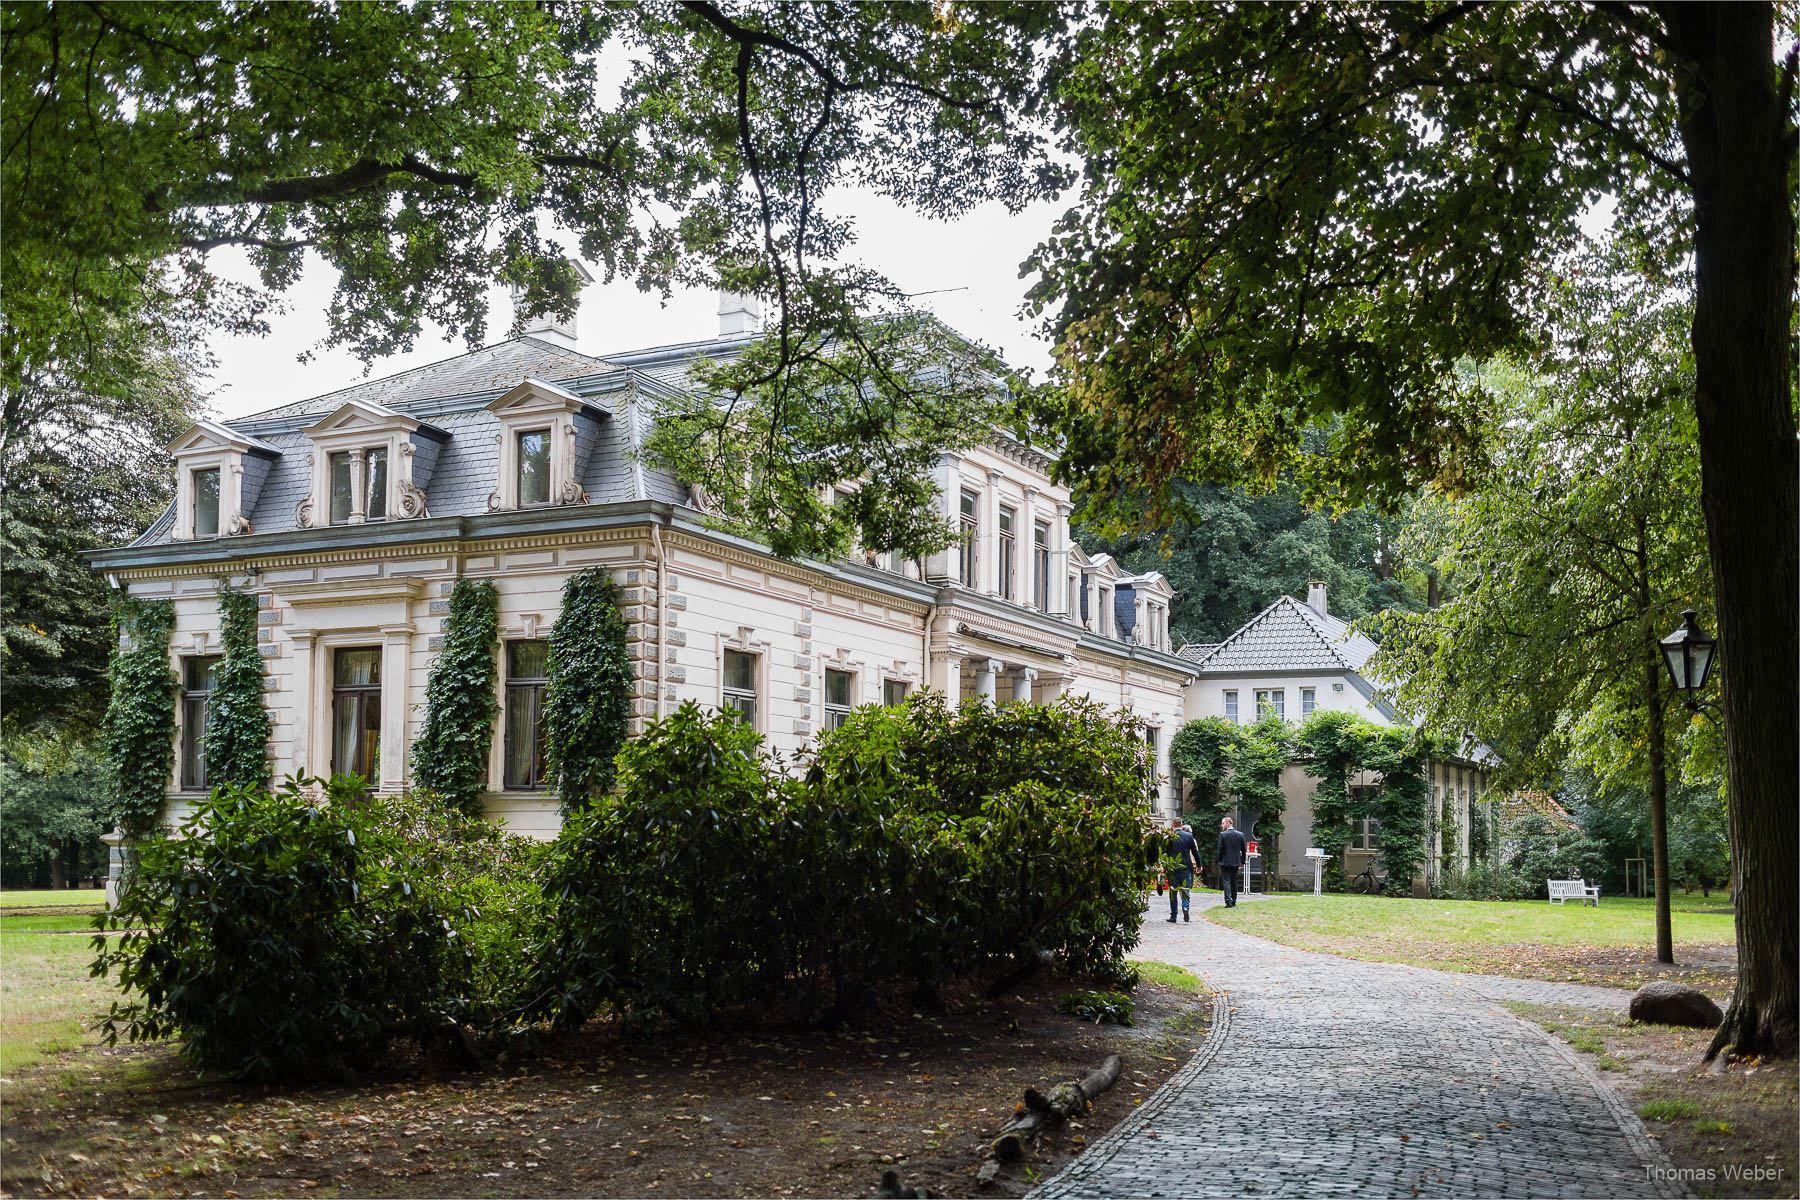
left=1122, top=570, right=1175, bottom=600
left=485, top=377, right=611, bottom=420
left=167, top=419, right=279, bottom=459
left=1085, top=553, right=1123, bottom=583
left=301, top=399, right=446, bottom=441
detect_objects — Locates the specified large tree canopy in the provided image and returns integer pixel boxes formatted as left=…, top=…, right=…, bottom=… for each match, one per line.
left=1025, top=1, right=1796, bottom=1061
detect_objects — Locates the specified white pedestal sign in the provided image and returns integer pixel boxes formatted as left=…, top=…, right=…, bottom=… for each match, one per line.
left=1305, top=847, right=1330, bottom=896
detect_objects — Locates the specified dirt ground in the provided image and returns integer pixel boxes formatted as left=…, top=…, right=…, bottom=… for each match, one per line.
left=0, top=971, right=1212, bottom=1200
left=1511, top=1002, right=1798, bottom=1199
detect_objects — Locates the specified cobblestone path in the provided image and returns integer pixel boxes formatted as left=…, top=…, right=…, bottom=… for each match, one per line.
left=1032, top=893, right=1685, bottom=1200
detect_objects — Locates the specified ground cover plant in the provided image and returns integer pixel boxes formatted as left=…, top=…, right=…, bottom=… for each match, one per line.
left=1211, top=894, right=1738, bottom=996
left=1509, top=1001, right=1797, bottom=1199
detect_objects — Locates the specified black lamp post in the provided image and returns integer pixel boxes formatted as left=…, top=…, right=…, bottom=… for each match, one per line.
left=1659, top=609, right=1718, bottom=710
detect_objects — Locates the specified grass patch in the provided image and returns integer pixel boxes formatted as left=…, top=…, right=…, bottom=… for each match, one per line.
left=1214, top=893, right=1735, bottom=946
left=0, top=912, right=103, bottom=934
left=1640, top=1098, right=1702, bottom=1121
left=0, top=925, right=118, bottom=1075
left=1130, top=960, right=1205, bottom=994
left=1212, top=894, right=1736, bottom=993
left=1693, top=1118, right=1735, bottom=1135
left=0, top=889, right=106, bottom=910
left=1543, top=1021, right=1608, bottom=1056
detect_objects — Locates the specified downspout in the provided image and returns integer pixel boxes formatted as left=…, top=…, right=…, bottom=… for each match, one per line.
left=651, top=520, right=667, bottom=718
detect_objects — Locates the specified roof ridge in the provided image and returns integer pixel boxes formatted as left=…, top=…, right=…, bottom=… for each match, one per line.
left=1287, top=597, right=1357, bottom=670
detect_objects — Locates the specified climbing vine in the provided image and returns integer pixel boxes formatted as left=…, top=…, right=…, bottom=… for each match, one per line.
left=1440, top=792, right=1456, bottom=861
left=103, top=596, right=178, bottom=836
left=542, top=568, right=634, bottom=814
left=1295, top=710, right=1375, bottom=892
left=413, top=579, right=501, bottom=817
left=1166, top=711, right=1288, bottom=881
left=1232, top=710, right=1291, bottom=880
left=1365, top=728, right=1436, bottom=896
left=1168, top=717, right=1240, bottom=831
left=203, top=586, right=270, bottom=792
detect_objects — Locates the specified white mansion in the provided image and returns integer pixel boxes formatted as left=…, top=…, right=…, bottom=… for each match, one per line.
left=92, top=296, right=1193, bottom=839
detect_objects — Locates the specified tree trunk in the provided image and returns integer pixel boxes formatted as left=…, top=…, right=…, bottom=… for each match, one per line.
left=1643, top=639, right=1674, bottom=965
left=48, top=853, right=66, bottom=890
left=991, top=1053, right=1123, bottom=1161
left=1663, top=2, right=1800, bottom=1059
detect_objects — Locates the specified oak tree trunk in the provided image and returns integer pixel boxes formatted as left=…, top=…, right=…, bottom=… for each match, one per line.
left=1662, top=2, right=1800, bottom=1059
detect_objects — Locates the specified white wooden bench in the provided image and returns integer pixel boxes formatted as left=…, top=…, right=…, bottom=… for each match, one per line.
left=1547, top=878, right=1601, bottom=906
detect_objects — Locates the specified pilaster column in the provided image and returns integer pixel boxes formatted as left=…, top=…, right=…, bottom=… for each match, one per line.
left=929, top=652, right=964, bottom=699
left=926, top=455, right=960, bottom=584
left=288, top=629, right=316, bottom=776
left=379, top=623, right=413, bottom=793
left=348, top=449, right=367, bottom=524
left=974, top=658, right=1002, bottom=706
left=1051, top=502, right=1072, bottom=617
left=982, top=470, right=1003, bottom=598
left=1011, top=667, right=1038, bottom=704
left=1021, top=486, right=1040, bottom=610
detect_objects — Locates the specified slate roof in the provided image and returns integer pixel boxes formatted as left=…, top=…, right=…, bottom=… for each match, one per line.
left=238, top=337, right=625, bottom=423
left=1183, top=594, right=1381, bottom=674
left=1176, top=643, right=1220, bottom=664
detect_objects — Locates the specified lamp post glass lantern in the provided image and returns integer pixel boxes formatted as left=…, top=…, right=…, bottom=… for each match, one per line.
left=1659, top=609, right=1717, bottom=694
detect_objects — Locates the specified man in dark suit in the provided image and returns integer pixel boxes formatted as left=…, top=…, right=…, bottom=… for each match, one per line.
left=1164, top=817, right=1201, bottom=922
left=1217, top=817, right=1248, bottom=907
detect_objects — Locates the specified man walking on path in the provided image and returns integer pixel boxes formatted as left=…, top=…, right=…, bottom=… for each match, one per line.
left=1165, top=818, right=1200, bottom=922
left=1217, top=817, right=1247, bottom=907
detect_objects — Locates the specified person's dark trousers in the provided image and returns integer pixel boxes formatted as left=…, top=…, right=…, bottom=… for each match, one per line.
left=1220, top=864, right=1240, bottom=907
left=1167, top=867, right=1193, bottom=918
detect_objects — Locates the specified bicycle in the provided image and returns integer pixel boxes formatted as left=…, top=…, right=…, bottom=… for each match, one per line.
left=1351, top=863, right=1384, bottom=895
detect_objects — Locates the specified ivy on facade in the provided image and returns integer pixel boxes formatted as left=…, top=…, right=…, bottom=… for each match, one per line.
left=542, top=568, right=634, bottom=815
left=102, top=596, right=178, bottom=836
left=204, top=586, right=271, bottom=791
left=413, top=579, right=501, bottom=818
left=1167, top=710, right=1289, bottom=874
left=1294, top=711, right=1438, bottom=895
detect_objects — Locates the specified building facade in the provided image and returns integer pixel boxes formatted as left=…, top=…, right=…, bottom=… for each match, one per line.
left=91, top=302, right=1195, bottom=839
left=1178, top=582, right=1495, bottom=892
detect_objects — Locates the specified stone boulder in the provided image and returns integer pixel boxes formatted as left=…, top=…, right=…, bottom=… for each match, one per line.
left=1629, top=980, right=1724, bottom=1029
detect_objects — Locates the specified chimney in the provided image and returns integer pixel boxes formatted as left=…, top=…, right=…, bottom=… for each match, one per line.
left=717, top=291, right=764, bottom=338
left=511, top=259, right=594, bottom=350
left=1306, top=580, right=1328, bottom=614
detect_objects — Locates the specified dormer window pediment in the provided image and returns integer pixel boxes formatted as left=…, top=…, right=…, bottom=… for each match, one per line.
left=484, top=378, right=607, bottom=511
left=167, top=420, right=280, bottom=540
left=296, top=400, right=446, bottom=529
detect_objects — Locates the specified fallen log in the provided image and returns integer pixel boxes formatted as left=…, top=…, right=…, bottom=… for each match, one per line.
left=990, top=1052, right=1122, bottom=1162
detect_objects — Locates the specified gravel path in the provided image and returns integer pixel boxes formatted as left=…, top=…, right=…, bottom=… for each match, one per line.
left=1030, top=892, right=1686, bottom=1200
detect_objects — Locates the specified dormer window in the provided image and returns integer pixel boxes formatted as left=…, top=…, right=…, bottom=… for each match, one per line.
left=484, top=378, right=608, bottom=511
left=517, top=429, right=552, bottom=505
left=298, top=401, right=445, bottom=529
left=193, top=468, right=221, bottom=537
left=167, top=419, right=280, bottom=541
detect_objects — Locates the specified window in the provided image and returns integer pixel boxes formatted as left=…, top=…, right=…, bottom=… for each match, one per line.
left=883, top=678, right=910, bottom=706
left=180, top=655, right=221, bottom=790
left=503, top=641, right=550, bottom=790
left=1079, top=575, right=1091, bottom=626
left=193, top=469, right=221, bottom=537
left=959, top=489, right=979, bottom=587
left=328, top=452, right=354, bottom=524
left=1143, top=725, right=1160, bottom=795
left=1097, top=585, right=1111, bottom=636
left=722, top=649, right=758, bottom=726
left=364, top=447, right=388, bottom=520
left=517, top=429, right=552, bottom=505
left=331, top=648, right=383, bottom=785
left=1033, top=520, right=1051, bottom=609
left=1352, top=815, right=1383, bottom=851
left=998, top=506, right=1016, bottom=599
left=1224, top=690, right=1239, bottom=724
left=824, top=668, right=854, bottom=730
left=1301, top=687, right=1316, bottom=717
left=1254, top=688, right=1285, bottom=720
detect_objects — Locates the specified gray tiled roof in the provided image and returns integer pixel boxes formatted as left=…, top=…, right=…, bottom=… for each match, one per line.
left=1185, top=595, right=1381, bottom=674
left=237, top=337, right=623, bottom=422
left=1176, top=643, right=1219, bottom=664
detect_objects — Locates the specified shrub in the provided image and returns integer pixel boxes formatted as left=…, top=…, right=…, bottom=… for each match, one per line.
left=412, top=579, right=501, bottom=817
left=527, top=694, right=1158, bottom=1029
left=1503, top=812, right=1608, bottom=898
left=541, top=569, right=634, bottom=814
left=1433, top=862, right=1528, bottom=901
left=203, top=587, right=270, bottom=791
left=1057, top=990, right=1134, bottom=1025
left=93, top=775, right=541, bottom=1080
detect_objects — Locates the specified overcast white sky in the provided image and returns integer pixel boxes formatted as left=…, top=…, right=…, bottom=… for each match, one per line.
left=200, top=186, right=1064, bottom=421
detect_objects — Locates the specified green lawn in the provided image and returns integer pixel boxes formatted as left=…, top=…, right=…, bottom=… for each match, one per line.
left=0, top=914, right=118, bottom=1075
left=0, top=889, right=107, bottom=910
left=1209, top=893, right=1737, bottom=993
